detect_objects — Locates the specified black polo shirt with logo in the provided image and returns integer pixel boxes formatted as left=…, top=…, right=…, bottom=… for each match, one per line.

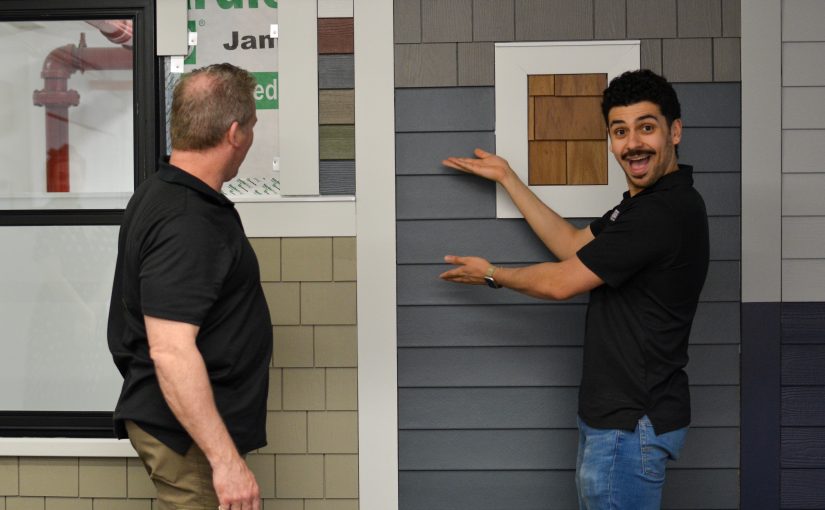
left=576, top=164, right=709, bottom=434
left=108, top=161, right=272, bottom=455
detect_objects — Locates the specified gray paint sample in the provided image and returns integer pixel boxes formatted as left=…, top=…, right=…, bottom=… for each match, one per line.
left=691, top=302, right=741, bottom=344
left=395, top=43, right=458, bottom=88
left=319, top=160, right=355, bottom=195
left=641, top=39, right=663, bottom=75
left=319, top=54, right=354, bottom=89
left=394, top=0, right=422, bottom=43
left=678, top=0, right=722, bottom=37
left=782, top=0, right=825, bottom=41
left=698, top=261, right=740, bottom=302
left=685, top=344, right=740, bottom=385
left=680, top=127, right=741, bottom=173
left=783, top=217, right=825, bottom=259
left=594, top=0, right=626, bottom=39
left=714, top=38, right=742, bottom=82
left=663, top=38, right=714, bottom=83
left=694, top=172, right=741, bottom=216
left=783, top=87, right=825, bottom=129
left=783, top=130, right=825, bottom=173
left=675, top=83, right=741, bottom=127
left=627, top=0, right=677, bottom=38
left=514, top=0, right=594, bottom=41
left=396, top=175, right=496, bottom=220
left=395, top=87, right=495, bottom=132
left=458, top=42, right=495, bottom=86
left=396, top=131, right=495, bottom=175
left=472, top=0, right=515, bottom=41
left=721, top=0, right=741, bottom=37
left=709, top=216, right=741, bottom=260
left=421, top=0, right=473, bottom=43
left=784, top=42, right=825, bottom=86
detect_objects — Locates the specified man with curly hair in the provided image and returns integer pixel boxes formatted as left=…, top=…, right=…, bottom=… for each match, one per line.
left=441, top=69, right=709, bottom=509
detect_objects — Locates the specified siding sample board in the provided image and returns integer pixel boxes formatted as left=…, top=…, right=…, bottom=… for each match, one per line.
left=783, top=345, right=825, bottom=386
left=693, top=172, right=741, bottom=216
left=782, top=302, right=825, bottom=344
left=395, top=43, right=458, bottom=87
left=394, top=0, right=422, bottom=43
left=627, top=0, right=677, bottom=38
left=783, top=387, right=825, bottom=426
left=677, top=0, right=722, bottom=37
left=690, top=302, right=741, bottom=345
left=783, top=130, right=825, bottom=173
left=319, top=160, right=355, bottom=195
left=319, top=54, right=354, bottom=88
left=319, top=90, right=355, bottom=124
left=783, top=87, right=825, bottom=129
left=714, top=38, right=741, bottom=82
left=528, top=75, right=555, bottom=96
left=396, top=175, right=496, bottom=220
left=319, top=125, right=355, bottom=160
left=554, top=74, right=607, bottom=96
left=318, top=0, right=353, bottom=18
left=708, top=216, right=741, bottom=260
left=783, top=42, right=825, bottom=86
left=783, top=260, right=825, bottom=302
left=783, top=217, right=825, bottom=259
left=472, top=0, right=515, bottom=41
left=534, top=97, right=605, bottom=140
left=663, top=38, right=714, bottom=83
left=421, top=0, right=472, bottom=42
left=686, top=344, right=740, bottom=385
left=721, top=0, right=740, bottom=37
left=458, top=42, right=495, bottom=86
left=783, top=430, right=825, bottom=467
left=671, top=427, right=740, bottom=468
left=661, top=469, right=740, bottom=509
left=674, top=83, right=741, bottom=127
left=680, top=127, right=741, bottom=173
left=318, top=18, right=354, bottom=54
left=514, top=0, right=594, bottom=41
left=783, top=469, right=825, bottom=508
left=395, top=87, right=495, bottom=132
left=529, top=141, right=567, bottom=185
left=782, top=0, right=825, bottom=41
left=783, top=173, right=825, bottom=216
left=594, top=0, right=626, bottom=39
left=566, top=141, right=608, bottom=185
left=698, top=261, right=740, bottom=302
left=395, top=131, right=495, bottom=175
left=640, top=39, right=663, bottom=75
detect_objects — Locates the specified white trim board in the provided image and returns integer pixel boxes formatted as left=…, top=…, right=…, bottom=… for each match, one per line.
left=494, top=41, right=640, bottom=219
left=0, top=438, right=137, bottom=458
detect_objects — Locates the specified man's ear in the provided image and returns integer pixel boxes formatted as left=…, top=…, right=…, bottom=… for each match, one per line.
left=670, top=118, right=683, bottom=145
left=226, top=121, right=242, bottom=148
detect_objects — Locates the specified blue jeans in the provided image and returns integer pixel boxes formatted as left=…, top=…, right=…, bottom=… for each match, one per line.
left=575, top=415, right=687, bottom=510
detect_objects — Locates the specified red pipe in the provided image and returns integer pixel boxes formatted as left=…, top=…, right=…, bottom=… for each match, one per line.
left=32, top=34, right=133, bottom=192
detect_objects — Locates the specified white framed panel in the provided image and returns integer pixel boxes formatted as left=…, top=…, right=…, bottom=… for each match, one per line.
left=494, top=41, right=639, bottom=219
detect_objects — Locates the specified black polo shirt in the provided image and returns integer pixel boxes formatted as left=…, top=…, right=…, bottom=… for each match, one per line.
left=108, top=161, right=272, bottom=455
left=576, top=165, right=709, bottom=434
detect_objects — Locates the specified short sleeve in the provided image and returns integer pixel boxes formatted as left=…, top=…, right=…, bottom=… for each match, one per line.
left=577, top=202, right=676, bottom=288
left=139, top=214, right=232, bottom=326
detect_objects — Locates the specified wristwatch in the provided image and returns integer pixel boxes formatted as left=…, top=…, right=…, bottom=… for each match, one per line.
left=484, top=266, right=502, bottom=289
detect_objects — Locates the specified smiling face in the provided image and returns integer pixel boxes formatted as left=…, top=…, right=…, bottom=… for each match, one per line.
left=607, top=101, right=682, bottom=196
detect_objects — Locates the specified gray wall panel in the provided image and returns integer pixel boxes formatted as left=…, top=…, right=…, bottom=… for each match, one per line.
left=399, top=386, right=739, bottom=429
left=674, top=83, right=741, bottom=127
left=319, top=54, right=354, bottom=89
left=663, top=38, right=714, bottom=83
left=698, top=261, right=740, bottom=302
left=783, top=345, right=825, bottom=385
left=395, top=87, right=495, bottom=132
left=708, top=216, right=741, bottom=260
left=662, top=469, right=740, bottom=509
left=394, top=0, right=422, bottom=43
left=680, top=128, right=741, bottom=173
left=396, top=131, right=496, bottom=175
left=472, top=0, right=515, bottom=41
left=782, top=173, right=825, bottom=216
left=458, top=42, right=495, bottom=87
left=627, top=0, right=677, bottom=38
left=783, top=42, right=825, bottom=86
left=594, top=0, right=626, bottom=39
left=685, top=344, right=740, bottom=385
left=319, top=160, right=356, bottom=195
left=641, top=39, right=663, bottom=75
left=783, top=129, right=825, bottom=173
left=721, top=0, right=740, bottom=37
left=514, top=0, right=594, bottom=41
left=672, top=427, right=739, bottom=468
left=397, top=303, right=587, bottom=347
left=781, top=469, right=825, bottom=509
left=677, top=0, right=722, bottom=37
left=694, top=172, right=741, bottom=216
left=421, top=0, right=472, bottom=43
left=783, top=217, right=825, bottom=259
left=714, top=37, right=741, bottom=82
left=691, top=302, right=741, bottom=344
left=782, top=428, right=825, bottom=468
left=782, top=387, right=825, bottom=426
left=782, top=0, right=825, bottom=41
left=783, top=87, right=825, bottom=129
left=782, top=302, right=825, bottom=344
left=395, top=43, right=458, bottom=88
left=396, top=175, right=496, bottom=220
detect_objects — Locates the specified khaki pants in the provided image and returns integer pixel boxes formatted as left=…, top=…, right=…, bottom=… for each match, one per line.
left=126, top=421, right=219, bottom=510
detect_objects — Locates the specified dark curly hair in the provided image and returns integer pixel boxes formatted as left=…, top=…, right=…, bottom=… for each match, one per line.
left=601, top=69, right=681, bottom=126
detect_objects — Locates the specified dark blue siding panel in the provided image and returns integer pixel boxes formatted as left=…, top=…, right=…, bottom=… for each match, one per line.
left=395, top=87, right=495, bottom=132
left=674, top=83, right=741, bottom=127
left=397, top=304, right=587, bottom=347
left=781, top=469, right=825, bottom=509
left=680, top=127, right=741, bottom=173
left=782, top=387, right=825, bottom=426
left=693, top=172, right=741, bottom=216
left=396, top=131, right=495, bottom=175
left=782, top=302, right=825, bottom=344
left=399, top=471, right=578, bottom=510
left=396, top=175, right=496, bottom=220
left=782, top=428, right=825, bottom=468
left=399, top=386, right=739, bottom=429
left=783, top=345, right=825, bottom=385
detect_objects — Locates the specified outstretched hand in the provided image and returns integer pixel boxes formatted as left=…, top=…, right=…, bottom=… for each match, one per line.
left=440, top=255, right=491, bottom=285
left=442, top=148, right=514, bottom=184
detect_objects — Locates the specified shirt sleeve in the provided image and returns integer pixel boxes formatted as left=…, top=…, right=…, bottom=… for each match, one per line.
left=577, top=201, right=676, bottom=288
left=139, top=214, right=232, bottom=326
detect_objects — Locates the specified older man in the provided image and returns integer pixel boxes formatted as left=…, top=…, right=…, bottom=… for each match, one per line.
left=108, top=63, right=270, bottom=510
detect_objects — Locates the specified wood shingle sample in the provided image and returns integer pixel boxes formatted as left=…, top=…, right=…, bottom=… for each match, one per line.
left=534, top=96, right=605, bottom=140
left=566, top=141, right=608, bottom=185
left=554, top=73, right=607, bottom=96
left=528, top=75, right=555, bottom=96
left=318, top=18, right=354, bottom=54
left=529, top=141, right=566, bottom=185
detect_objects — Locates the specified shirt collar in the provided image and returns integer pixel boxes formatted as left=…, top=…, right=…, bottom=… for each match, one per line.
left=622, top=164, right=694, bottom=201
left=157, top=159, right=235, bottom=207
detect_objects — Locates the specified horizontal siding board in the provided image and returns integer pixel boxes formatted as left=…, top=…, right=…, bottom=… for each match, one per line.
left=783, top=42, right=825, bottom=86
left=708, top=216, right=741, bottom=260
left=783, top=345, right=825, bottom=385
left=397, top=303, right=587, bottom=347
left=783, top=129, right=825, bottom=173
left=782, top=0, right=825, bottom=41
left=398, top=345, right=739, bottom=387
left=395, top=87, right=495, bottom=132
left=781, top=469, right=825, bottom=508
left=317, top=17, right=354, bottom=54
left=690, top=302, right=740, bottom=345
left=399, top=386, right=739, bottom=429
left=396, top=175, right=496, bottom=220
left=783, top=173, right=825, bottom=216
left=399, top=428, right=737, bottom=470
left=318, top=89, right=355, bottom=124
left=698, top=261, right=740, bottom=302
left=783, top=217, right=825, bottom=259
left=782, top=302, right=825, bottom=344
left=782, top=387, right=825, bottom=426
left=319, top=160, right=355, bottom=195
left=394, top=43, right=458, bottom=88
left=395, top=131, right=495, bottom=175
left=783, top=260, right=825, bottom=302
left=319, top=125, right=355, bottom=160
left=782, top=428, right=825, bottom=468
left=673, top=83, right=741, bottom=127
left=318, top=54, right=354, bottom=89
left=783, top=87, right=825, bottom=129
left=399, top=469, right=738, bottom=510
left=693, top=172, right=740, bottom=216
left=680, top=128, right=741, bottom=173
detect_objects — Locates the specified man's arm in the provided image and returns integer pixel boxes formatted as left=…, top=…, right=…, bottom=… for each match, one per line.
left=440, top=254, right=603, bottom=301
left=443, top=148, right=594, bottom=260
left=145, top=315, right=260, bottom=510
